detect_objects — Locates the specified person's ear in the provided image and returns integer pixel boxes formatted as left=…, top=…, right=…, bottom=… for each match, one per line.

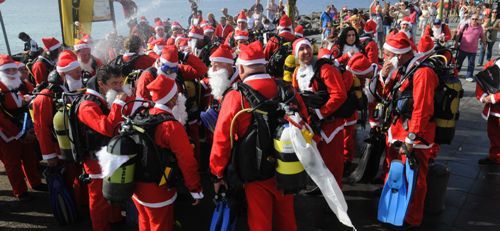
left=238, top=64, right=245, bottom=77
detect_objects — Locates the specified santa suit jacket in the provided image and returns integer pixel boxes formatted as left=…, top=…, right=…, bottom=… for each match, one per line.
left=291, top=63, right=348, bottom=144
left=0, top=81, right=31, bottom=143
left=264, top=31, right=296, bottom=60
left=135, top=54, right=208, bottom=100
left=476, top=60, right=500, bottom=119
left=340, top=70, right=358, bottom=126
left=363, top=39, right=379, bottom=65
left=387, top=58, right=439, bottom=149
left=422, top=24, right=452, bottom=42
left=215, top=24, right=234, bottom=41
left=32, top=56, right=55, bottom=85
left=133, top=104, right=203, bottom=208
left=122, top=53, right=156, bottom=71
left=31, top=87, right=62, bottom=160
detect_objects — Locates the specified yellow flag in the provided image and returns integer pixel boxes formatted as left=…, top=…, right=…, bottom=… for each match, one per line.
left=59, top=0, right=94, bottom=47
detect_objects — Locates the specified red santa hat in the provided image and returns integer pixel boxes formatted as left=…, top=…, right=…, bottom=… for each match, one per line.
left=152, top=38, right=167, bottom=54
left=15, top=61, right=26, bottom=69
left=417, top=35, right=435, bottom=56
left=295, top=25, right=304, bottom=38
left=317, top=48, right=333, bottom=60
left=74, top=39, right=90, bottom=51
left=400, top=16, right=412, bottom=26
left=154, top=21, right=165, bottom=31
left=200, top=20, right=209, bottom=28
left=209, top=44, right=234, bottom=64
left=178, top=38, right=189, bottom=50
left=160, top=46, right=179, bottom=68
left=56, top=50, right=80, bottom=73
left=42, top=37, right=61, bottom=52
left=346, top=53, right=375, bottom=75
left=383, top=32, right=412, bottom=54
left=236, top=41, right=266, bottom=66
left=146, top=75, right=178, bottom=105
left=237, top=11, right=247, bottom=23
left=292, top=38, right=312, bottom=59
left=188, top=26, right=204, bottom=40
left=364, top=20, right=377, bottom=34
left=203, top=25, right=215, bottom=34
left=277, top=15, right=292, bottom=30
left=171, top=21, right=182, bottom=30
left=0, top=55, right=18, bottom=71
left=234, top=30, right=249, bottom=41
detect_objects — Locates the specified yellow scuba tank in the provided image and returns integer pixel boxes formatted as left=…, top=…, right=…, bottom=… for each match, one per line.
left=28, top=101, right=35, bottom=122
left=274, top=123, right=312, bottom=194
left=353, top=77, right=363, bottom=100
left=102, top=134, right=138, bottom=204
left=283, top=54, right=296, bottom=83
left=53, top=105, right=73, bottom=162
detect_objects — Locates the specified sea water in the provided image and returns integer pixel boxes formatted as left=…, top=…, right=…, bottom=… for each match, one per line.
left=0, top=0, right=394, bottom=54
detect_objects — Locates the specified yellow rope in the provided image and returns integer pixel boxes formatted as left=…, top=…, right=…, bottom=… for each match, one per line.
left=229, top=108, right=268, bottom=148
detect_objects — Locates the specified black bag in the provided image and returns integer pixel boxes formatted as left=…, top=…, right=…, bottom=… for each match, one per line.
left=110, top=54, right=141, bottom=77
left=266, top=36, right=293, bottom=78
left=475, top=61, right=500, bottom=94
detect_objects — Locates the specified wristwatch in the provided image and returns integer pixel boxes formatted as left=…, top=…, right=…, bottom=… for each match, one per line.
left=407, top=132, right=416, bottom=143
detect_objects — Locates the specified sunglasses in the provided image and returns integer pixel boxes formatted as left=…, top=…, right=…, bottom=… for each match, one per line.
left=471, top=18, right=478, bottom=20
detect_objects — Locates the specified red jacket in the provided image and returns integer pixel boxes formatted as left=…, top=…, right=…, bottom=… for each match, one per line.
left=363, top=39, right=379, bottom=65
left=215, top=24, right=234, bottom=41
left=133, top=104, right=203, bottom=207
left=422, top=24, right=452, bottom=42
left=122, top=53, right=156, bottom=71
left=31, top=87, right=60, bottom=160
left=0, top=81, right=30, bottom=143
left=264, top=31, right=296, bottom=60
left=32, top=56, right=54, bottom=85
left=292, top=63, right=348, bottom=144
left=210, top=74, right=277, bottom=178
left=135, top=54, right=208, bottom=100
left=387, top=58, right=439, bottom=149
left=476, top=60, right=500, bottom=119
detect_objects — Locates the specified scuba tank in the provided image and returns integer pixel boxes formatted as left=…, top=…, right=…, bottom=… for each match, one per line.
left=101, top=134, right=139, bottom=204
left=53, top=103, right=73, bottom=162
left=283, top=54, right=296, bottom=83
left=274, top=122, right=312, bottom=194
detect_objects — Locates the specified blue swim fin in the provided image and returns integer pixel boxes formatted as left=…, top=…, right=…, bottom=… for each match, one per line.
left=45, top=167, right=79, bottom=225
left=210, top=200, right=224, bottom=231
left=220, top=200, right=237, bottom=231
left=377, top=160, right=408, bottom=226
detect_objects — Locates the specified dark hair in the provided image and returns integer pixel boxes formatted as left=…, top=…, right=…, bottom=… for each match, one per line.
left=336, top=26, right=363, bottom=56
left=124, top=35, right=143, bottom=52
left=18, top=32, right=29, bottom=40
left=96, top=65, right=122, bottom=84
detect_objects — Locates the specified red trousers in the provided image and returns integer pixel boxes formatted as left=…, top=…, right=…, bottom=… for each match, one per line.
left=385, top=145, right=432, bottom=226
left=0, top=139, right=41, bottom=197
left=317, top=132, right=345, bottom=187
left=133, top=200, right=174, bottom=231
left=343, top=124, right=356, bottom=163
left=244, top=178, right=296, bottom=231
left=83, top=159, right=122, bottom=231
left=487, top=116, right=500, bottom=163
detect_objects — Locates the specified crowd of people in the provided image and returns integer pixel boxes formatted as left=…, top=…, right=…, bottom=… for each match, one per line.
left=1, top=0, right=499, bottom=230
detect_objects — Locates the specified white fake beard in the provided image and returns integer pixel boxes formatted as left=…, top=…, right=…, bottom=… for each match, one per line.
left=65, top=74, right=83, bottom=92
left=78, top=59, right=94, bottom=73
left=208, top=67, right=231, bottom=100
left=0, top=72, right=22, bottom=90
left=172, top=93, right=188, bottom=125
left=432, top=26, right=442, bottom=38
left=122, top=84, right=133, bottom=96
left=296, top=64, right=315, bottom=91
left=105, top=89, right=118, bottom=107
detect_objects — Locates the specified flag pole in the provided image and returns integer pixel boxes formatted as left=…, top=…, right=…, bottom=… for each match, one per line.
left=58, top=0, right=66, bottom=46
left=0, top=9, right=11, bottom=55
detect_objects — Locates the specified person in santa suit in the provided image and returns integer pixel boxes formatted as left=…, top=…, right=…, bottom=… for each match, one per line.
left=76, top=65, right=128, bottom=231
left=476, top=59, right=500, bottom=165
left=360, top=19, right=380, bottom=65
left=422, top=19, right=452, bottom=46
left=210, top=41, right=298, bottom=231
left=206, top=44, right=240, bottom=103
left=203, top=25, right=216, bottom=43
left=0, top=55, right=46, bottom=201
left=380, top=31, right=439, bottom=227
left=74, top=36, right=103, bottom=78
left=122, top=35, right=156, bottom=71
left=215, top=16, right=234, bottom=41
left=133, top=75, right=203, bottom=231
left=31, top=37, right=62, bottom=85
left=331, top=27, right=364, bottom=66
left=31, top=50, right=88, bottom=205
left=224, top=10, right=249, bottom=48
left=294, top=24, right=304, bottom=39
left=147, top=20, right=168, bottom=48
left=187, top=26, right=206, bottom=57
left=264, top=14, right=296, bottom=60
left=399, top=17, right=414, bottom=43
left=166, top=21, right=184, bottom=46
left=291, top=38, right=348, bottom=185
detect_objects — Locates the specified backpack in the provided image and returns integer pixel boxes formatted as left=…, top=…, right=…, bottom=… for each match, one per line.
left=475, top=58, right=500, bottom=94
left=393, top=48, right=463, bottom=144
left=227, top=79, right=299, bottom=186
left=110, top=54, right=141, bottom=77
left=266, top=36, right=293, bottom=78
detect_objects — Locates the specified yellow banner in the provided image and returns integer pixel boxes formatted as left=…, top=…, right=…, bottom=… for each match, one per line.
left=59, top=0, right=94, bottom=47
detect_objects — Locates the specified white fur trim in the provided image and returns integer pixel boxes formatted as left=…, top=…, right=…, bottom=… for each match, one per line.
left=0, top=63, right=18, bottom=71
left=57, top=60, right=80, bottom=73
left=346, top=65, right=374, bottom=75
left=204, top=29, right=214, bottom=33
left=344, top=119, right=357, bottom=127
left=132, top=193, right=177, bottom=208
left=237, top=18, right=247, bottom=23
left=243, top=73, right=271, bottom=83
left=320, top=125, right=345, bottom=144
left=154, top=103, right=173, bottom=114
left=491, top=95, right=496, bottom=104
left=86, top=88, right=105, bottom=101
left=295, top=32, right=303, bottom=37
left=209, top=57, right=234, bottom=64
left=159, top=58, right=178, bottom=68
left=74, top=43, right=90, bottom=51
left=234, top=35, right=249, bottom=40
left=190, top=192, right=204, bottom=199
left=315, top=109, right=324, bottom=120
left=89, top=174, right=103, bottom=179
left=236, top=58, right=267, bottom=66
left=155, top=83, right=178, bottom=105
left=480, top=93, right=488, bottom=103
left=113, top=99, right=125, bottom=107
left=48, top=42, right=61, bottom=51
left=188, top=32, right=204, bottom=40
left=294, top=39, right=312, bottom=58
left=383, top=43, right=411, bottom=55
left=42, top=153, right=58, bottom=160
